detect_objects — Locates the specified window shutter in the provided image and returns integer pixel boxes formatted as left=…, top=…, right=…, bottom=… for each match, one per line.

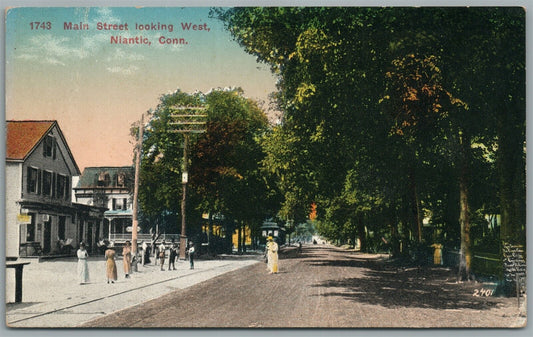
left=65, top=177, right=70, bottom=200
left=37, top=169, right=42, bottom=195
left=26, top=167, right=31, bottom=193
left=52, top=173, right=56, bottom=198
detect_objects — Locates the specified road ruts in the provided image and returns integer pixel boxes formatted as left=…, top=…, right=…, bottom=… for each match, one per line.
left=82, top=245, right=525, bottom=328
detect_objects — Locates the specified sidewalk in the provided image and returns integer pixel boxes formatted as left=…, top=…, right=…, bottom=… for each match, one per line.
left=6, top=255, right=260, bottom=328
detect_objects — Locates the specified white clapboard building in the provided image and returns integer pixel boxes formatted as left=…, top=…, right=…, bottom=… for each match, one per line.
left=5, top=120, right=105, bottom=257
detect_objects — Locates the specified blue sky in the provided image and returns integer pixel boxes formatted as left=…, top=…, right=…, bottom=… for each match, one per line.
left=6, top=7, right=277, bottom=170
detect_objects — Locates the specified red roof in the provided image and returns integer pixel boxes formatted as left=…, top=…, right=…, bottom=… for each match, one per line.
left=6, top=120, right=55, bottom=160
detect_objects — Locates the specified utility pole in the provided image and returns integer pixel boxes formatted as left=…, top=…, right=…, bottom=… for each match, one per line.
left=132, top=114, right=144, bottom=257
left=170, top=106, right=207, bottom=260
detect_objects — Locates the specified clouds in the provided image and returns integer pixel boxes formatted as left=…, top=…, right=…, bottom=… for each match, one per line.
left=17, top=34, right=88, bottom=66
left=104, top=49, right=145, bottom=75
left=106, top=65, right=140, bottom=75
left=106, top=48, right=145, bottom=62
left=13, top=8, right=147, bottom=75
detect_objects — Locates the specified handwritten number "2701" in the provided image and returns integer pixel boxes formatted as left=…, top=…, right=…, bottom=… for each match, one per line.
left=30, top=22, right=52, bottom=30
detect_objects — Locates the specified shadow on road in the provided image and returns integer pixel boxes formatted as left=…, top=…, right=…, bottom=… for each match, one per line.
left=6, top=302, right=42, bottom=310
left=315, top=269, right=503, bottom=311
left=305, top=246, right=504, bottom=311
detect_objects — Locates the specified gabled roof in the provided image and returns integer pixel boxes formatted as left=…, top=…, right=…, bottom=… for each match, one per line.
left=6, top=120, right=81, bottom=175
left=76, top=166, right=134, bottom=189
left=6, top=120, right=55, bottom=160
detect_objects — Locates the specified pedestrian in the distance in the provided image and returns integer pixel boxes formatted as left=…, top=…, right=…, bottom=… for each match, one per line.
left=168, top=239, right=177, bottom=271
left=188, top=243, right=195, bottom=269
left=77, top=242, right=89, bottom=284
left=266, top=236, right=279, bottom=274
left=431, top=243, right=443, bottom=265
left=144, top=243, right=151, bottom=265
left=123, top=241, right=132, bottom=278
left=141, top=240, right=148, bottom=266
left=105, top=247, right=118, bottom=284
left=159, top=240, right=166, bottom=271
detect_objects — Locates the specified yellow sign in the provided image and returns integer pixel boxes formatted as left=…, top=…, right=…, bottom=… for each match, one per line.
left=17, top=214, right=31, bottom=224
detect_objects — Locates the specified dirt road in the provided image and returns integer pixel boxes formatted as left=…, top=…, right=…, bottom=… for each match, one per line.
left=83, top=244, right=526, bottom=328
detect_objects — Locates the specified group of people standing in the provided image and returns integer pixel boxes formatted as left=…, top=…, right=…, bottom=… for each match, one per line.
left=76, top=241, right=126, bottom=285
left=103, top=240, right=132, bottom=284
left=76, top=239, right=196, bottom=285
left=156, top=240, right=195, bottom=271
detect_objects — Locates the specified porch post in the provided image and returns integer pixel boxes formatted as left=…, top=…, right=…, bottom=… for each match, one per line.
left=107, top=218, right=112, bottom=241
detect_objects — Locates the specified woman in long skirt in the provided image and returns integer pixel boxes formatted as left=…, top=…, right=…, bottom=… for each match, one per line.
left=123, top=241, right=132, bottom=278
left=266, top=236, right=279, bottom=274
left=105, top=248, right=118, bottom=284
left=77, top=242, right=90, bottom=284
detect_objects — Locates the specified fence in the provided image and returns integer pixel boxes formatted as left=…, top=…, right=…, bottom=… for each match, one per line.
left=108, top=233, right=180, bottom=244
left=444, top=249, right=502, bottom=278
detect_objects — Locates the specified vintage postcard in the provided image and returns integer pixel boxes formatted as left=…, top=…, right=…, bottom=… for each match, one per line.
left=4, top=4, right=527, bottom=330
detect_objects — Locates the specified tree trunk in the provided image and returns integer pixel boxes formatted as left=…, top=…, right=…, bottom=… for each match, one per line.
left=208, top=213, right=213, bottom=255
left=458, top=130, right=473, bottom=281
left=498, top=123, right=526, bottom=247
left=237, top=225, right=242, bottom=254
left=357, top=214, right=367, bottom=252
left=242, top=223, right=246, bottom=253
left=390, top=222, right=401, bottom=258
left=409, top=169, right=423, bottom=243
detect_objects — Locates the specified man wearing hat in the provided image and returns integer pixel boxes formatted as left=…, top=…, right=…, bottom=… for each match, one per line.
left=266, top=236, right=279, bottom=274
left=159, top=240, right=166, bottom=271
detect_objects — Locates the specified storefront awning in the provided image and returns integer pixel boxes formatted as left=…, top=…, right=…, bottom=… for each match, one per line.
left=104, top=209, right=133, bottom=219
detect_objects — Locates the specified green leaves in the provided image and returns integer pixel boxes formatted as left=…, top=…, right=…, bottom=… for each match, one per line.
left=137, top=87, right=274, bottom=237
left=217, top=7, right=525, bottom=252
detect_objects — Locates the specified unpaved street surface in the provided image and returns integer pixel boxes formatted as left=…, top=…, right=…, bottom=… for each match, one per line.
left=84, top=245, right=526, bottom=328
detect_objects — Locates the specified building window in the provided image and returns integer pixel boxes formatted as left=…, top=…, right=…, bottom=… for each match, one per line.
left=43, top=135, right=57, bottom=159
left=57, top=174, right=66, bottom=199
left=117, top=172, right=126, bottom=187
left=27, top=167, right=39, bottom=194
left=43, top=171, right=53, bottom=196
left=113, top=198, right=121, bottom=210
left=112, top=198, right=128, bottom=210
left=98, top=172, right=110, bottom=187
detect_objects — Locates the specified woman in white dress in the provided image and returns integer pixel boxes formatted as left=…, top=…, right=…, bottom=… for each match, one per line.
left=77, top=242, right=90, bottom=284
left=266, top=236, right=279, bottom=274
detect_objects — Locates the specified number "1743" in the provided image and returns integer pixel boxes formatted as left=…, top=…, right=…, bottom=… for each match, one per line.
left=30, top=22, right=52, bottom=30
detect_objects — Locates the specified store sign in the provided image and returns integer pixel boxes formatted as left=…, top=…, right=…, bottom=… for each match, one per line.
left=126, top=226, right=141, bottom=233
left=17, top=214, right=31, bottom=224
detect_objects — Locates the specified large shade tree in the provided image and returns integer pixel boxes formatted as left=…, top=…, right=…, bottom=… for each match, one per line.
left=216, top=7, right=525, bottom=279
left=137, top=88, right=275, bottom=252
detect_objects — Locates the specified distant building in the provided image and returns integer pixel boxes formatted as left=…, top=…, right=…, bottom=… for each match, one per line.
left=261, top=219, right=286, bottom=245
left=73, top=166, right=134, bottom=242
left=5, top=120, right=105, bottom=257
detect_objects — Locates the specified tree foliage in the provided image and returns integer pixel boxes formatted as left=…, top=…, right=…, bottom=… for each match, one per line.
left=137, top=88, right=275, bottom=241
left=216, top=7, right=525, bottom=276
